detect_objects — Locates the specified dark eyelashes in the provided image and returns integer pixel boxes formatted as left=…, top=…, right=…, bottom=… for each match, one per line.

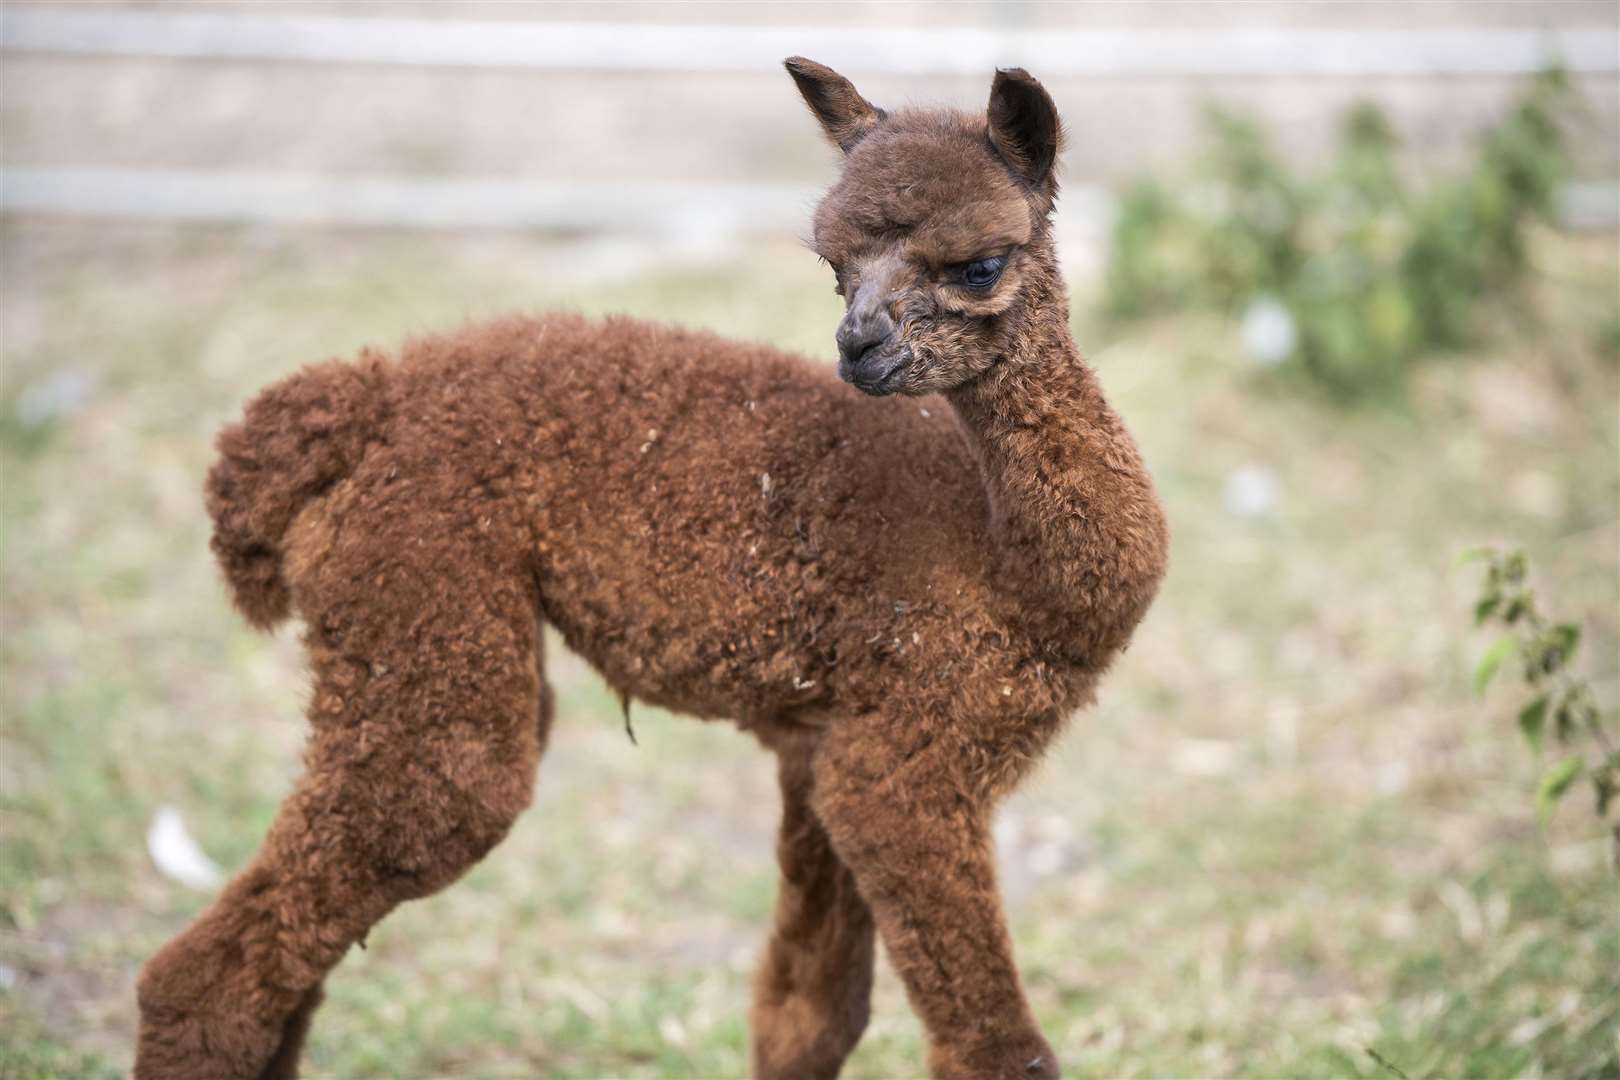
left=958, top=255, right=1008, bottom=290
left=816, top=253, right=1009, bottom=293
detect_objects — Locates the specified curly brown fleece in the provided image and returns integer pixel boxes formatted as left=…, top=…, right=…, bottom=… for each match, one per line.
left=135, top=61, right=1168, bottom=1080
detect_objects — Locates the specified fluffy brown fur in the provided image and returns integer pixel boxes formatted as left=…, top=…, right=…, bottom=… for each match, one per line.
left=136, top=61, right=1168, bottom=1080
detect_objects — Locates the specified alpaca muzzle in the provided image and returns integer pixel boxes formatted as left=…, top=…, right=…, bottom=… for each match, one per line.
left=838, top=337, right=911, bottom=396
left=837, top=285, right=909, bottom=395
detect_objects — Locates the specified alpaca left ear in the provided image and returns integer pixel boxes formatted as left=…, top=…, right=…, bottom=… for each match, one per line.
left=784, top=56, right=885, bottom=153
left=987, top=68, right=1062, bottom=201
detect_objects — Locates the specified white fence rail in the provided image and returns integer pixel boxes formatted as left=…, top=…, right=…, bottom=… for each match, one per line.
left=0, top=168, right=824, bottom=234
left=3, top=7, right=1617, bottom=76
left=3, top=9, right=1615, bottom=232
left=2, top=167, right=1613, bottom=233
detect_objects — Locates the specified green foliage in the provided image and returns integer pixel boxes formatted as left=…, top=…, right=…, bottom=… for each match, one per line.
left=0, top=1019, right=119, bottom=1080
left=1105, top=69, right=1574, bottom=402
left=1340, top=852, right=1620, bottom=1080
left=1466, top=546, right=1620, bottom=850
left=5, top=206, right=1614, bottom=1080
left=1596, top=309, right=1620, bottom=362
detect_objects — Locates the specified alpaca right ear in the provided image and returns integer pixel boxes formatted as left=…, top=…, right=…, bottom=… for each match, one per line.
left=988, top=67, right=1063, bottom=200
left=784, top=57, right=884, bottom=153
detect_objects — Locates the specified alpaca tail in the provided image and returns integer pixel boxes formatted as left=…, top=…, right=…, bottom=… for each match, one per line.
left=205, top=354, right=391, bottom=630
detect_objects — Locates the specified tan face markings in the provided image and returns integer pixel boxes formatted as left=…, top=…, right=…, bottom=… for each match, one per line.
left=837, top=247, right=914, bottom=317
left=805, top=105, right=1055, bottom=396
left=812, top=115, right=1034, bottom=323
left=813, top=114, right=1032, bottom=257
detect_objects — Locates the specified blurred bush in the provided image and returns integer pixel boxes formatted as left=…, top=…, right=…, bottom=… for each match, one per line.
left=1104, top=69, right=1575, bottom=403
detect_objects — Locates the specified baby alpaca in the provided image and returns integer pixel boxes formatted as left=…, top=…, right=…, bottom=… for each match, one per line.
left=136, top=60, right=1168, bottom=1080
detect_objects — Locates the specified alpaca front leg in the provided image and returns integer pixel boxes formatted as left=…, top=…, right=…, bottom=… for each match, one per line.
left=812, top=728, right=1057, bottom=1080
left=751, top=746, right=876, bottom=1080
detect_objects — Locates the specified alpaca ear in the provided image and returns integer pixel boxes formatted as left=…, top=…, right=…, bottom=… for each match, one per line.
left=784, top=56, right=884, bottom=153
left=987, top=67, right=1062, bottom=198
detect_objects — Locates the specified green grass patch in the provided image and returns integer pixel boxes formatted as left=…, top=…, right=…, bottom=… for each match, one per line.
left=1, top=218, right=1614, bottom=1076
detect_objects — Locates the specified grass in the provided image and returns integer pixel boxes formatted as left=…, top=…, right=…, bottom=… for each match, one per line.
left=1, top=217, right=1617, bottom=1078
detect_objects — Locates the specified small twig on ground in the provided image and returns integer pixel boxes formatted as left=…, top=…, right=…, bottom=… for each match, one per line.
left=1366, top=1046, right=1414, bottom=1080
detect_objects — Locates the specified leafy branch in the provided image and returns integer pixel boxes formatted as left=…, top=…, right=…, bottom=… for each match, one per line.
left=1466, top=546, right=1619, bottom=865
left=1103, top=68, right=1575, bottom=404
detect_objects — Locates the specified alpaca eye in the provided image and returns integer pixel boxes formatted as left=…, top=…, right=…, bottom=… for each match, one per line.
left=961, top=256, right=1007, bottom=289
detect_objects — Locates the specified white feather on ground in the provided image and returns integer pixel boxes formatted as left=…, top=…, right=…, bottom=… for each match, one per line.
left=147, top=805, right=223, bottom=890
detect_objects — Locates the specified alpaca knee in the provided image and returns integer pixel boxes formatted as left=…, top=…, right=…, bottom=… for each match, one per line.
left=293, top=703, right=540, bottom=900
left=355, top=784, right=529, bottom=901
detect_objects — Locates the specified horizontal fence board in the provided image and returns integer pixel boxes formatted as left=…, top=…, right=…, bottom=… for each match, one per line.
left=3, top=8, right=1617, bottom=76
left=2, top=167, right=1612, bottom=233
left=0, top=168, right=824, bottom=232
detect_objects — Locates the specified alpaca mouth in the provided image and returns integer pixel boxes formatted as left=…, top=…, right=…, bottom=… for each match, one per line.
left=852, top=368, right=902, bottom=396
left=843, top=346, right=911, bottom=396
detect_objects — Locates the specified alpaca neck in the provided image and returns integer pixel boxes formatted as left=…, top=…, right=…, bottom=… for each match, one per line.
left=945, top=268, right=1168, bottom=666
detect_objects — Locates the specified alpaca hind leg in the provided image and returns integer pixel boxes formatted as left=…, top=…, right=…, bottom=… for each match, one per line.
left=751, top=740, right=876, bottom=1080
left=253, top=661, right=554, bottom=1078
left=811, top=721, right=1057, bottom=1080
left=135, top=571, right=548, bottom=1080
left=256, top=984, right=322, bottom=1080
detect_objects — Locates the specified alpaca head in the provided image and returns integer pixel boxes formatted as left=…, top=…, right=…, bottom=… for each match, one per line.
left=785, top=58, right=1064, bottom=397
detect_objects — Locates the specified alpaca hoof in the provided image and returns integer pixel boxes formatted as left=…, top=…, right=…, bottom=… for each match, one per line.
left=1023, top=1053, right=1059, bottom=1079
left=930, top=1034, right=1061, bottom=1080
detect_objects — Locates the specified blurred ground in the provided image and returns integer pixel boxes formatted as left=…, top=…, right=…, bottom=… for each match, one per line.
left=2, top=3, right=1619, bottom=1078
left=2, top=215, right=1616, bottom=1078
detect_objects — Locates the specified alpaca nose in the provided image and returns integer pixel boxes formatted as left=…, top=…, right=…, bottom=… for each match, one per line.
left=835, top=308, right=896, bottom=369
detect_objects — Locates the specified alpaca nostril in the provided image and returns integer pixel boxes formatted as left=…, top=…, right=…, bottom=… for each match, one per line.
left=836, top=306, right=897, bottom=367
left=838, top=327, right=893, bottom=369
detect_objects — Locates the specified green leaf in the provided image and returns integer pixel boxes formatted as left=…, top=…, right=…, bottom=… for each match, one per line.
left=1551, top=623, right=1581, bottom=664
left=1596, top=750, right=1620, bottom=817
left=1573, top=694, right=1605, bottom=738
left=1474, top=594, right=1502, bottom=625
left=1517, top=695, right=1548, bottom=752
left=1454, top=545, right=1494, bottom=568
left=1473, top=636, right=1517, bottom=694
left=1536, top=636, right=1563, bottom=676
left=1553, top=698, right=1575, bottom=742
left=1537, top=754, right=1585, bottom=823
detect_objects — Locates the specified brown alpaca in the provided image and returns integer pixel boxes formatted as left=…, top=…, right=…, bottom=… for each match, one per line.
left=135, top=60, right=1168, bottom=1080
